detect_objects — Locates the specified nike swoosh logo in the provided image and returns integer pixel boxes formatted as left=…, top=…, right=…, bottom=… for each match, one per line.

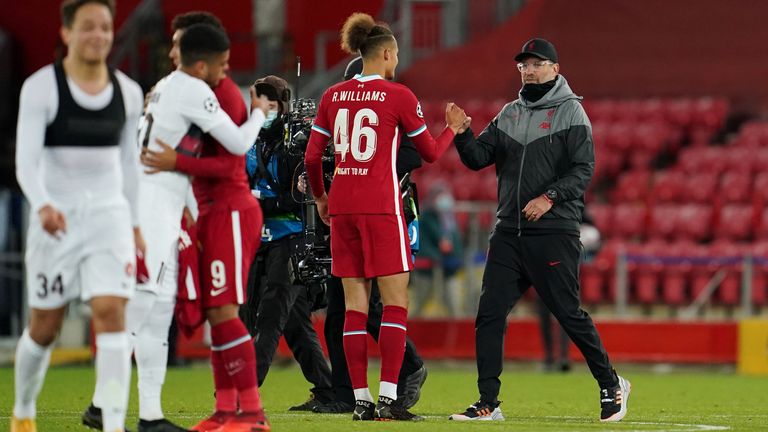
left=210, top=287, right=228, bottom=297
left=548, top=261, right=561, bottom=266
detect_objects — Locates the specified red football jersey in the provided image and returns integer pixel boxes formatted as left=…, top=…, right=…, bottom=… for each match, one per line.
left=175, top=76, right=258, bottom=215
left=305, top=74, right=454, bottom=216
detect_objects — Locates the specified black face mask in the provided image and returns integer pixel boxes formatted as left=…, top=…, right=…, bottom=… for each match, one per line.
left=521, top=78, right=557, bottom=103
left=259, top=116, right=285, bottom=145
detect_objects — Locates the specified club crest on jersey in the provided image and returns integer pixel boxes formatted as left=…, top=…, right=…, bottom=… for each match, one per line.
left=416, top=102, right=424, bottom=119
left=203, top=97, right=220, bottom=113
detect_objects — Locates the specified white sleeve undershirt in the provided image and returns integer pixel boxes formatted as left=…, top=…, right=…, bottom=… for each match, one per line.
left=15, top=65, right=144, bottom=226
left=207, top=108, right=266, bottom=155
left=115, top=71, right=144, bottom=226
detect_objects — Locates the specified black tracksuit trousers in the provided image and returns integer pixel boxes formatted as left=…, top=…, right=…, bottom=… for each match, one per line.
left=241, top=237, right=333, bottom=401
left=324, top=275, right=424, bottom=405
left=476, top=227, right=617, bottom=402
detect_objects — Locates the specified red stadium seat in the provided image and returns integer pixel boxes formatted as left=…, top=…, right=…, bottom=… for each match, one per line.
left=677, top=147, right=726, bottom=176
left=753, top=149, right=768, bottom=172
left=691, top=97, right=729, bottom=130
left=612, top=203, right=647, bottom=239
left=714, top=204, right=754, bottom=241
left=665, top=98, right=694, bottom=127
left=627, top=150, right=655, bottom=170
left=755, top=207, right=768, bottom=239
left=634, top=122, right=668, bottom=155
left=648, top=204, right=679, bottom=240
left=605, top=122, right=634, bottom=152
left=588, top=203, right=613, bottom=238
left=580, top=261, right=604, bottom=304
left=719, top=171, right=752, bottom=204
left=681, top=172, right=718, bottom=204
left=649, top=170, right=686, bottom=204
left=477, top=173, right=498, bottom=202
left=436, top=147, right=465, bottom=172
left=678, top=204, right=714, bottom=241
left=611, top=170, right=651, bottom=203
left=688, top=242, right=720, bottom=303
left=721, top=147, right=754, bottom=174
left=450, top=172, right=477, bottom=201
left=752, top=172, right=768, bottom=209
left=660, top=240, right=698, bottom=305
left=595, top=239, right=629, bottom=301
left=689, top=127, right=714, bottom=147
left=594, top=148, right=624, bottom=181
left=632, top=240, right=666, bottom=304
left=454, top=211, right=470, bottom=233
left=709, top=241, right=744, bottom=305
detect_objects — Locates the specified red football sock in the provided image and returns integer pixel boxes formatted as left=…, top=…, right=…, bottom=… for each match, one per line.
left=211, top=349, right=237, bottom=413
left=343, top=310, right=369, bottom=390
left=211, top=318, right=262, bottom=413
left=379, top=305, right=408, bottom=385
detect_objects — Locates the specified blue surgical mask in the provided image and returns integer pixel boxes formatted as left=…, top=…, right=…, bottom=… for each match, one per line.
left=263, top=110, right=279, bottom=128
left=435, top=194, right=455, bottom=211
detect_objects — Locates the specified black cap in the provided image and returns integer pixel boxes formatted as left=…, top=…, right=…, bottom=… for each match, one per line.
left=514, top=38, right=558, bottom=63
left=344, top=56, right=364, bottom=80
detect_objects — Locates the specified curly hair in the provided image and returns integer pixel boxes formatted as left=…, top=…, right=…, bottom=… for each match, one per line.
left=340, top=12, right=395, bottom=58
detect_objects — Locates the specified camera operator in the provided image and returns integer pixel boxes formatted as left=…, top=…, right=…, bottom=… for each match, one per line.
left=239, top=75, right=333, bottom=410
left=305, top=57, right=428, bottom=414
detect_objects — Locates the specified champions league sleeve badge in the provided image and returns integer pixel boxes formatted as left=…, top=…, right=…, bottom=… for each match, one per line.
left=203, top=97, right=220, bottom=114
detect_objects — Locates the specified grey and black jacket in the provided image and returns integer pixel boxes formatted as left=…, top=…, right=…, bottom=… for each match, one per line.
left=454, top=75, right=594, bottom=236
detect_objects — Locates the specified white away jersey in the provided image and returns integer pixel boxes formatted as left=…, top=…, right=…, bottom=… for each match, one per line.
left=138, top=70, right=231, bottom=199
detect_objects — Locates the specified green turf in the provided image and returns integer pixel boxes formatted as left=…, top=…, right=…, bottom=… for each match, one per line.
left=1, top=364, right=767, bottom=431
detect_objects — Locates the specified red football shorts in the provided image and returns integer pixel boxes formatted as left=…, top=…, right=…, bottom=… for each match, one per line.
left=198, top=206, right=262, bottom=308
left=330, top=213, right=413, bottom=278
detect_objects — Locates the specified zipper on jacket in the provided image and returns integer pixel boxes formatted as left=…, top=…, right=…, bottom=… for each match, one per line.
left=517, top=108, right=532, bottom=236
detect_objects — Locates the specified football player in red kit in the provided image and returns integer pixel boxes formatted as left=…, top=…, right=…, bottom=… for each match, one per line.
left=304, top=12, right=469, bottom=421
left=140, top=21, right=269, bottom=432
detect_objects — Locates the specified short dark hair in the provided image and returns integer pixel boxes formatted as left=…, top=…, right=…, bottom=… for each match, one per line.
left=61, top=0, right=115, bottom=28
left=179, top=23, right=230, bottom=67
left=171, top=11, right=223, bottom=32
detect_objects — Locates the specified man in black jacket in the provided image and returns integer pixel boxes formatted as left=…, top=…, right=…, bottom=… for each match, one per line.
left=240, top=75, right=333, bottom=409
left=449, top=39, right=630, bottom=423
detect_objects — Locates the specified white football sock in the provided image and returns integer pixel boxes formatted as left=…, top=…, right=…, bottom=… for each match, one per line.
left=93, top=290, right=154, bottom=409
left=353, top=387, right=374, bottom=403
left=135, top=299, right=174, bottom=420
left=95, top=332, right=130, bottom=431
left=13, top=329, right=52, bottom=419
left=379, top=381, right=398, bottom=401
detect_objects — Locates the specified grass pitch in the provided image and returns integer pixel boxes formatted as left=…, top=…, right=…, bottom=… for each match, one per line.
left=1, top=363, right=767, bottom=431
